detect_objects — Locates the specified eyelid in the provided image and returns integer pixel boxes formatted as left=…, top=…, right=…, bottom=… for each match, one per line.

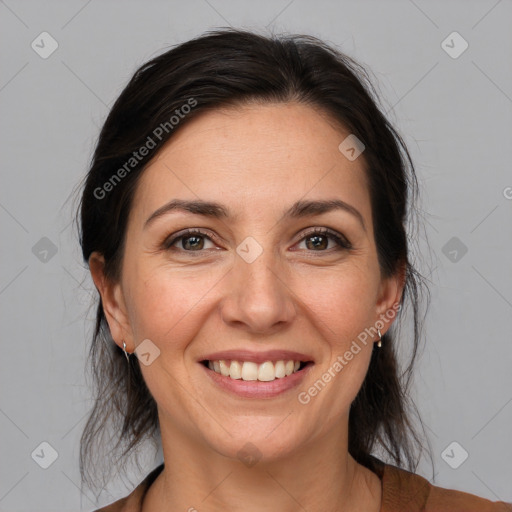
left=163, top=226, right=352, bottom=252
left=297, top=227, right=352, bottom=249
left=162, top=228, right=220, bottom=249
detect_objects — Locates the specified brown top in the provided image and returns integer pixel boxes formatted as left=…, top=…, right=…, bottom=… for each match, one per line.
left=93, top=456, right=512, bottom=511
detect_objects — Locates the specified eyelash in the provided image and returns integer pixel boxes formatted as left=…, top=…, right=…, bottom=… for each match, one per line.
left=162, top=227, right=352, bottom=254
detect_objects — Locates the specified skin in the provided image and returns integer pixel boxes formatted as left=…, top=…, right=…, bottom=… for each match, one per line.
left=90, top=102, right=405, bottom=511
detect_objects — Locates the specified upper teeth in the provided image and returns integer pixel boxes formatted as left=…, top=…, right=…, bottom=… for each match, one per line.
left=207, top=360, right=302, bottom=381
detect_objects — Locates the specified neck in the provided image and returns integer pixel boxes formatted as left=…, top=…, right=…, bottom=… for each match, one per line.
left=143, top=416, right=381, bottom=512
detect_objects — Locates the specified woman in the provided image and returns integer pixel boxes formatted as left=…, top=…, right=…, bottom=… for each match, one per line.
left=77, top=29, right=512, bottom=511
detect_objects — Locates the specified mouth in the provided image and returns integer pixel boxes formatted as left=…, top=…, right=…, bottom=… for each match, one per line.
left=200, top=359, right=314, bottom=382
left=199, top=357, right=315, bottom=399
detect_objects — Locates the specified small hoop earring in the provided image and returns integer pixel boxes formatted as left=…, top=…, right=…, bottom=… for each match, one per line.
left=377, top=329, right=382, bottom=348
left=122, top=340, right=130, bottom=361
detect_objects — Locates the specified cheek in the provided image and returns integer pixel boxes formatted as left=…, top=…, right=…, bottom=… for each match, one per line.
left=123, top=263, right=222, bottom=347
left=295, top=324, right=374, bottom=434
left=292, top=264, right=377, bottom=411
left=293, top=262, right=379, bottom=347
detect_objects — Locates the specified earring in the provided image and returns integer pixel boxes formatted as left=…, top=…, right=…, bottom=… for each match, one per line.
left=122, top=340, right=130, bottom=361
left=377, top=329, right=382, bottom=348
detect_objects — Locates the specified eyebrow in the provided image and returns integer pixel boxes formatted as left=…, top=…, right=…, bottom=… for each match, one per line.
left=144, top=198, right=366, bottom=231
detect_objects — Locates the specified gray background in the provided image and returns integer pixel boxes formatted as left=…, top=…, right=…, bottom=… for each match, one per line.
left=1, top=0, right=511, bottom=510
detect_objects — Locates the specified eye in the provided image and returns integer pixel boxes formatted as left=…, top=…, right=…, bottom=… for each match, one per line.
left=162, top=227, right=352, bottom=254
left=163, top=229, right=217, bottom=252
left=295, top=228, right=352, bottom=252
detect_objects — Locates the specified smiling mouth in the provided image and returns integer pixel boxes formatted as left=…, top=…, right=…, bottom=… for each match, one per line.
left=200, top=359, right=313, bottom=382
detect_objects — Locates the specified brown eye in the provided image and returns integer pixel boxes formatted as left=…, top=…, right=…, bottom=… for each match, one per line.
left=164, top=229, right=216, bottom=252
left=179, top=234, right=205, bottom=251
left=297, top=228, right=351, bottom=252
left=305, top=234, right=329, bottom=250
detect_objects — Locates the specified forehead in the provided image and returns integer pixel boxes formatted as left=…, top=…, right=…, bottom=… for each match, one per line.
left=132, top=102, right=371, bottom=225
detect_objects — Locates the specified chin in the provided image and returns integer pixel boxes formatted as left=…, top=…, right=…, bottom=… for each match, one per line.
left=204, top=424, right=304, bottom=466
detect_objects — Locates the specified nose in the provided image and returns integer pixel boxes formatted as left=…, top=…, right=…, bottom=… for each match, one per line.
left=220, top=250, right=296, bottom=334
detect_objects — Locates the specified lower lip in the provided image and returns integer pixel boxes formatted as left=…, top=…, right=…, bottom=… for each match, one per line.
left=200, top=362, right=314, bottom=399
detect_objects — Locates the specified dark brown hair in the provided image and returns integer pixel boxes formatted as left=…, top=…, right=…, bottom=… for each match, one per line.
left=77, top=28, right=432, bottom=494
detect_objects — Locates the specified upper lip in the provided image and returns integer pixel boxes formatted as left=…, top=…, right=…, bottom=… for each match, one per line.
left=199, top=349, right=315, bottom=364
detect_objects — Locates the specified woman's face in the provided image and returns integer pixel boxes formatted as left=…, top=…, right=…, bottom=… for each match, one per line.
left=92, top=102, right=403, bottom=462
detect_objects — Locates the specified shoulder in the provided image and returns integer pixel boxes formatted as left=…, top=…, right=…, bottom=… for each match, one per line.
left=91, top=463, right=164, bottom=512
left=373, top=457, right=512, bottom=512
left=427, top=482, right=512, bottom=512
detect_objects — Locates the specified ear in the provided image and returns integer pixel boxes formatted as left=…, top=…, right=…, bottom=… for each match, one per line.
left=375, top=261, right=406, bottom=336
left=88, top=252, right=134, bottom=351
